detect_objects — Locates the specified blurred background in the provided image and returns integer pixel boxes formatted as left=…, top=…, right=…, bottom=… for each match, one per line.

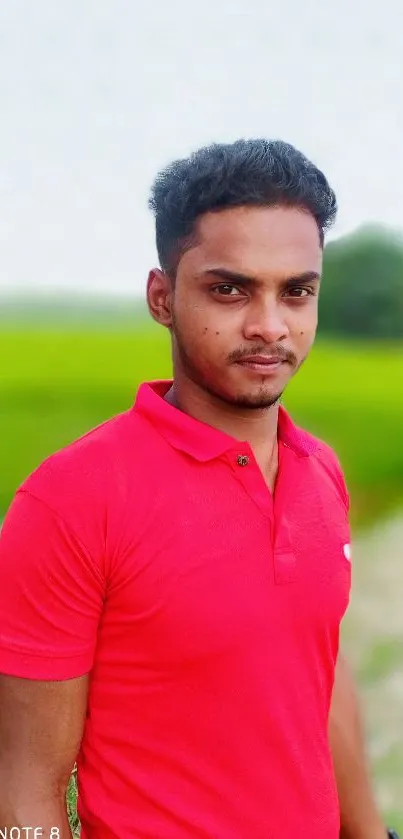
left=1, top=0, right=403, bottom=831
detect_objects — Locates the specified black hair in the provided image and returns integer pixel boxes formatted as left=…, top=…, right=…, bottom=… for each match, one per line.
left=148, top=138, right=337, bottom=275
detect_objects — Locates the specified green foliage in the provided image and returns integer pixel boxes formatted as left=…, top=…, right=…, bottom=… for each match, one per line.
left=321, top=226, right=403, bottom=339
left=66, top=769, right=81, bottom=837
left=0, top=325, right=170, bottom=517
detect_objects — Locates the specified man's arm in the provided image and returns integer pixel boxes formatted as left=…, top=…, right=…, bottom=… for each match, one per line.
left=329, top=653, right=387, bottom=839
left=0, top=672, right=89, bottom=838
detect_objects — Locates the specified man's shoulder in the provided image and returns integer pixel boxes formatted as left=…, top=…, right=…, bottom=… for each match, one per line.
left=301, top=427, right=349, bottom=511
left=17, top=406, right=144, bottom=518
left=281, top=405, right=348, bottom=509
left=282, top=407, right=345, bottom=475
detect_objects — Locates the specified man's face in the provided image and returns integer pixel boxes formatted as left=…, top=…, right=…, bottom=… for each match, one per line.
left=150, top=205, right=323, bottom=409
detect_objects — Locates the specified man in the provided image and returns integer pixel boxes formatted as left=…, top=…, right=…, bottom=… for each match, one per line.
left=0, top=139, right=396, bottom=838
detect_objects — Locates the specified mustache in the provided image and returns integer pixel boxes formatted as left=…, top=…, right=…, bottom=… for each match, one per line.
left=228, top=345, right=297, bottom=365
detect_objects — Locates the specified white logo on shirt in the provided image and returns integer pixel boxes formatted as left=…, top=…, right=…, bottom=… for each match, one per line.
left=343, top=543, right=351, bottom=562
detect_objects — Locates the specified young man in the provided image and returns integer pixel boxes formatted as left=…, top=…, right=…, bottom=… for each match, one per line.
left=0, top=139, right=395, bottom=838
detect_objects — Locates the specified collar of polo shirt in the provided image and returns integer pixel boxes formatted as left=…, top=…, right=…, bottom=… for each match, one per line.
left=133, top=380, right=318, bottom=461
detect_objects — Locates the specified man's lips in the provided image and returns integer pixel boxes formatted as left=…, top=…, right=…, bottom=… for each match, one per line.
left=232, top=354, right=292, bottom=375
left=236, top=355, right=284, bottom=365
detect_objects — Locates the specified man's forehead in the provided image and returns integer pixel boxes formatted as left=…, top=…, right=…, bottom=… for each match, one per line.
left=187, top=206, right=322, bottom=277
left=197, top=205, right=320, bottom=242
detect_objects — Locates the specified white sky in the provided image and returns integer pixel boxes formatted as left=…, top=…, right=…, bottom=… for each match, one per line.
left=0, top=0, right=402, bottom=298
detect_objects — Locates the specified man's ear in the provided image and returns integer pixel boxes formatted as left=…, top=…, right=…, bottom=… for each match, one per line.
left=146, top=268, right=173, bottom=328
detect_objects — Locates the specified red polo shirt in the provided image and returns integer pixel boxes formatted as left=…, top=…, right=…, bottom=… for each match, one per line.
left=0, top=380, right=351, bottom=839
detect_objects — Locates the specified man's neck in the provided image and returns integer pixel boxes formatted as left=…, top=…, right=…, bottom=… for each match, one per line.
left=164, top=376, right=280, bottom=482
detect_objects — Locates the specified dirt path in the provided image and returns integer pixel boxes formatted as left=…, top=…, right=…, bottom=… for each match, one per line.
left=342, top=513, right=403, bottom=817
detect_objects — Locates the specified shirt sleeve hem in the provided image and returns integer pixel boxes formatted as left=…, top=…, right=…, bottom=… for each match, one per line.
left=0, top=644, right=93, bottom=680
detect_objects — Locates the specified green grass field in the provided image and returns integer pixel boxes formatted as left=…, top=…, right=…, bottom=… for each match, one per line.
left=1, top=326, right=403, bottom=833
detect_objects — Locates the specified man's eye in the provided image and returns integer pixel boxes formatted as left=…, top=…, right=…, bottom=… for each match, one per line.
left=213, top=284, right=242, bottom=296
left=286, top=287, right=313, bottom=298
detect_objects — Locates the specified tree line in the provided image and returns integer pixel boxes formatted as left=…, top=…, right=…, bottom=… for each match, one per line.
left=320, top=225, right=403, bottom=339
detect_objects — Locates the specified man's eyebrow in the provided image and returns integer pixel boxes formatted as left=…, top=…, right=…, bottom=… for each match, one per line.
left=283, top=271, right=321, bottom=286
left=204, top=268, right=321, bottom=286
left=204, top=268, right=258, bottom=286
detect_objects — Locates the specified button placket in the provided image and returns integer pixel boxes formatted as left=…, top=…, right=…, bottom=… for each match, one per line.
left=272, top=444, right=297, bottom=584
left=228, top=449, right=273, bottom=519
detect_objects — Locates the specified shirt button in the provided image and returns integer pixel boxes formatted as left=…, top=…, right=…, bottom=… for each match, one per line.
left=237, top=455, right=249, bottom=466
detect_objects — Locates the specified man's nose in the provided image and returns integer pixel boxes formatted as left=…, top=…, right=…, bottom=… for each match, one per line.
left=242, top=300, right=290, bottom=344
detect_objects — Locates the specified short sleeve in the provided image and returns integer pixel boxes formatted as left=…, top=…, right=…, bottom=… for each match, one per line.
left=0, top=490, right=105, bottom=680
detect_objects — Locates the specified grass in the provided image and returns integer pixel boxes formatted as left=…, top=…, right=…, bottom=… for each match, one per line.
left=66, top=768, right=80, bottom=837
left=1, top=326, right=403, bottom=832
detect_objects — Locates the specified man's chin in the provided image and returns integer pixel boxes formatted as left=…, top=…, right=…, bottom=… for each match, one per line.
left=215, top=385, right=284, bottom=411
left=228, top=373, right=286, bottom=410
left=231, top=393, right=283, bottom=410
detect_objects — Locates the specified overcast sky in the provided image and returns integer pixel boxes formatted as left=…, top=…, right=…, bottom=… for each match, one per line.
left=1, top=0, right=402, bottom=298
